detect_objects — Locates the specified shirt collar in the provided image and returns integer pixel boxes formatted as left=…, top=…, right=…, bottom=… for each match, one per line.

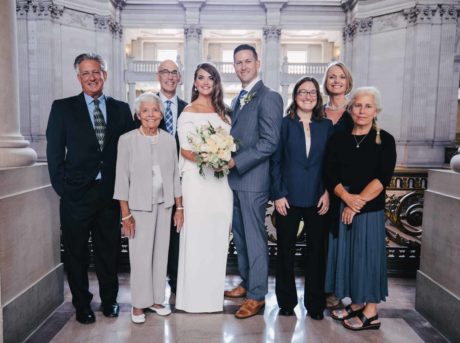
left=243, top=77, right=260, bottom=94
left=84, top=92, right=106, bottom=105
left=159, top=92, right=177, bottom=106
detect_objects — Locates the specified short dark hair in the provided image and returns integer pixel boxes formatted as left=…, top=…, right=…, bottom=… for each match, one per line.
left=233, top=44, right=258, bottom=60
left=74, top=53, right=107, bottom=74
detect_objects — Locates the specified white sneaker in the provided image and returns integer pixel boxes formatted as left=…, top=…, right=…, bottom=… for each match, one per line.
left=148, top=305, right=171, bottom=316
left=131, top=308, right=145, bottom=324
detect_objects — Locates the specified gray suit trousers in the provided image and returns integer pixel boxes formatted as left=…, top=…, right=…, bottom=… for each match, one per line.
left=231, top=190, right=269, bottom=301
left=129, top=204, right=172, bottom=308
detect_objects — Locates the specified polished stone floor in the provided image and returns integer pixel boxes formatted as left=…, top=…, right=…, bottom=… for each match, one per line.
left=27, top=273, right=446, bottom=343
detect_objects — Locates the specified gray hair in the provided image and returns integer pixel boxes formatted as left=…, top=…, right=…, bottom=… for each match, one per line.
left=74, top=53, right=107, bottom=74
left=134, top=92, right=164, bottom=115
left=348, top=86, right=382, bottom=113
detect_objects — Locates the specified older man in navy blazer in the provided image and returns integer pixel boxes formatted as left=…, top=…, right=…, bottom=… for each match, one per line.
left=46, top=53, right=134, bottom=324
left=224, top=44, right=283, bottom=319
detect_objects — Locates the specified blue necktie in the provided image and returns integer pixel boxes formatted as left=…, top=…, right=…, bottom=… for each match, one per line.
left=237, top=89, right=248, bottom=110
left=93, top=99, right=106, bottom=150
left=164, top=100, right=174, bottom=135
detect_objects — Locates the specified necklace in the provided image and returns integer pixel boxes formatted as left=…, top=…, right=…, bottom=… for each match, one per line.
left=326, top=100, right=348, bottom=111
left=353, top=133, right=368, bottom=148
left=139, top=126, right=159, bottom=144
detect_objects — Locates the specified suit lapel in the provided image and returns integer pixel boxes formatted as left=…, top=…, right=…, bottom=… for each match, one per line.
left=232, top=80, right=264, bottom=127
left=104, top=96, right=115, bottom=150
left=76, top=93, right=100, bottom=148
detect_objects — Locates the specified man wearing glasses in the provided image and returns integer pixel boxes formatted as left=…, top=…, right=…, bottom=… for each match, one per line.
left=46, top=53, right=134, bottom=324
left=154, top=59, right=188, bottom=294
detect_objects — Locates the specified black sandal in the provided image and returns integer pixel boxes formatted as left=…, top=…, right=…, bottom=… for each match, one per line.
left=343, top=312, right=381, bottom=331
left=330, top=305, right=363, bottom=321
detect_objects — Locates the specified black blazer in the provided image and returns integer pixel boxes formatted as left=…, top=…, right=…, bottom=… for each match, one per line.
left=134, top=94, right=188, bottom=152
left=46, top=92, right=134, bottom=201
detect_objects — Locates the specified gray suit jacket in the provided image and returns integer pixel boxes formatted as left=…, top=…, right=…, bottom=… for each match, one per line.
left=113, top=129, right=181, bottom=210
left=228, top=80, right=283, bottom=192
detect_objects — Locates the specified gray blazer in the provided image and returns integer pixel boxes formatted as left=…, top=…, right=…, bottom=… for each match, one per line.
left=228, top=80, right=283, bottom=192
left=113, top=129, right=181, bottom=210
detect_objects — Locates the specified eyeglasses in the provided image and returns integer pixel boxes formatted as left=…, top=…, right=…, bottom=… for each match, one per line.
left=296, top=89, right=318, bottom=97
left=158, top=69, right=179, bottom=77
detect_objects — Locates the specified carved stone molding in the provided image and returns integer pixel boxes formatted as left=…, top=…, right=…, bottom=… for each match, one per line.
left=94, top=15, right=123, bottom=38
left=263, top=26, right=281, bottom=41
left=439, top=4, right=458, bottom=22
left=403, top=5, right=438, bottom=24
left=111, top=0, right=127, bottom=10
left=342, top=17, right=372, bottom=41
left=184, top=25, right=202, bottom=40
left=373, top=12, right=406, bottom=33
left=16, top=0, right=64, bottom=19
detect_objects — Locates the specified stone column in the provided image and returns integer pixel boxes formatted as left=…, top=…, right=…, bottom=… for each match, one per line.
left=280, top=57, right=289, bottom=106
left=350, top=18, right=373, bottom=87
left=263, top=26, right=281, bottom=91
left=0, top=0, right=36, bottom=168
left=183, top=25, right=202, bottom=102
left=128, top=82, right=136, bottom=113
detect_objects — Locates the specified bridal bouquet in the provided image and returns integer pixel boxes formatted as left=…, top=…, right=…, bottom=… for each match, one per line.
left=187, top=122, right=239, bottom=179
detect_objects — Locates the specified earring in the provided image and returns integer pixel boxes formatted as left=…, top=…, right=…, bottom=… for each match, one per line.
left=194, top=87, right=197, bottom=91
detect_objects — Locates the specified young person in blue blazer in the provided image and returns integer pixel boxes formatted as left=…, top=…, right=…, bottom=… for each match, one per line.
left=270, top=76, right=332, bottom=319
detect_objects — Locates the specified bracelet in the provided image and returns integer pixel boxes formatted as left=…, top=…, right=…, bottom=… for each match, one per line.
left=176, top=207, right=184, bottom=210
left=122, top=213, right=133, bottom=221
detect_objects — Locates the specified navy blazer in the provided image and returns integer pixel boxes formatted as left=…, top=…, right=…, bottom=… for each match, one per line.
left=270, top=115, right=333, bottom=208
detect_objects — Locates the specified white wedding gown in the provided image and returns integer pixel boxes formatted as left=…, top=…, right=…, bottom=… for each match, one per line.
left=175, top=112, right=233, bottom=313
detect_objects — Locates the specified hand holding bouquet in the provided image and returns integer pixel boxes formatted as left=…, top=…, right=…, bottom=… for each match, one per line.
left=187, top=122, right=239, bottom=178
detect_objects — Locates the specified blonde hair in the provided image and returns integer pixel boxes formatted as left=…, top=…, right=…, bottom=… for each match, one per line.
left=349, top=86, right=382, bottom=144
left=322, top=61, right=353, bottom=96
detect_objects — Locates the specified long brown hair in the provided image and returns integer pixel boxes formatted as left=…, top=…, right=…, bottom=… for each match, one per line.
left=191, top=63, right=231, bottom=122
left=286, top=76, right=324, bottom=121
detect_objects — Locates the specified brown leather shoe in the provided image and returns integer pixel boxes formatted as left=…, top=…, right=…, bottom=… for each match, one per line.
left=235, top=299, right=265, bottom=319
left=224, top=286, right=246, bottom=298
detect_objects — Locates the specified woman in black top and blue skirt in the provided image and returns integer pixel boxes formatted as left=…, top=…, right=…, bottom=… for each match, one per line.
left=324, top=86, right=396, bottom=331
left=322, top=62, right=354, bottom=309
left=271, top=77, right=332, bottom=319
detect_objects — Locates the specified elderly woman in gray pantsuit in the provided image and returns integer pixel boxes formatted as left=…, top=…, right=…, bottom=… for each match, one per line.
left=114, top=92, right=183, bottom=324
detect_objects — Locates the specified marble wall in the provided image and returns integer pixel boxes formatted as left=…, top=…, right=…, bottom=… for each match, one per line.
left=16, top=0, right=125, bottom=161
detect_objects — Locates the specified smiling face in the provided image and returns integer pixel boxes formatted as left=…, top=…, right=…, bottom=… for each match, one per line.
left=350, top=93, right=378, bottom=130
left=77, top=59, right=107, bottom=98
left=233, top=49, right=260, bottom=88
left=325, top=65, right=348, bottom=96
left=295, top=81, right=318, bottom=115
left=194, top=68, right=215, bottom=96
left=137, top=102, right=163, bottom=132
left=157, top=60, right=181, bottom=98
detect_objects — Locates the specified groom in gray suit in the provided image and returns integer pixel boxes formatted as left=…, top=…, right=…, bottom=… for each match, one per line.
left=225, top=44, right=283, bottom=319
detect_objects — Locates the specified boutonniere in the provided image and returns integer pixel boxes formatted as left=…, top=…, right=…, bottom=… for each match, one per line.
left=240, top=92, right=257, bottom=109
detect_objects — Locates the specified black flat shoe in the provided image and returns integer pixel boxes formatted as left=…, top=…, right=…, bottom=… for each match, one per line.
left=76, top=308, right=95, bottom=324
left=102, top=302, right=120, bottom=317
left=278, top=308, right=295, bottom=316
left=307, top=311, right=324, bottom=320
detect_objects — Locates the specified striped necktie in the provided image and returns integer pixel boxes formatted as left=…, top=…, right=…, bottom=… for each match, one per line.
left=164, top=100, right=174, bottom=135
left=93, top=99, right=106, bottom=150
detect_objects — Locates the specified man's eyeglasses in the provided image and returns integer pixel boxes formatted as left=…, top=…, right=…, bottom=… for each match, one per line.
left=158, top=69, right=179, bottom=77
left=296, top=89, right=318, bottom=97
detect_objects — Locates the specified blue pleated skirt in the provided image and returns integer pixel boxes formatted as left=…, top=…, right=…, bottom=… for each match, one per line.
left=325, top=207, right=388, bottom=304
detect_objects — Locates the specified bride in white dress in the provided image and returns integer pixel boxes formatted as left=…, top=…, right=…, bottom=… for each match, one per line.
left=176, top=63, right=233, bottom=312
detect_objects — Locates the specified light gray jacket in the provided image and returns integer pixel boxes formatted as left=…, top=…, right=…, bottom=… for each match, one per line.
left=113, top=129, right=181, bottom=210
